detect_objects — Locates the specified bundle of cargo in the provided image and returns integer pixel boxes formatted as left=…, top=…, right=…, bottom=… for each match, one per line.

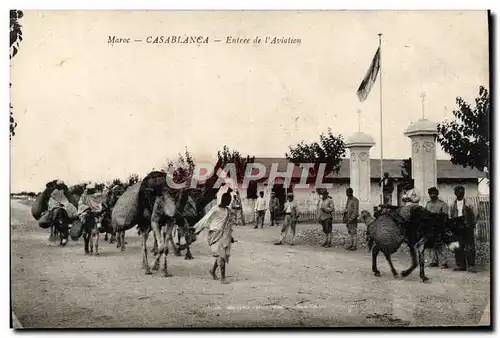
left=32, top=180, right=79, bottom=229
left=111, top=182, right=142, bottom=232
left=111, top=171, right=168, bottom=233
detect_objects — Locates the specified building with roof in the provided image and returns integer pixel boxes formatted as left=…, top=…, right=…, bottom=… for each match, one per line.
left=244, top=157, right=486, bottom=211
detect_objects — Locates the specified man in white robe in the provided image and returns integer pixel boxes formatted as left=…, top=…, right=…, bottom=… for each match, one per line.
left=194, top=192, right=234, bottom=284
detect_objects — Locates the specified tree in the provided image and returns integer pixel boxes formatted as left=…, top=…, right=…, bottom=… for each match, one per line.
left=128, top=174, right=140, bottom=186
left=286, top=128, right=346, bottom=183
left=216, top=145, right=256, bottom=198
left=10, top=10, right=23, bottom=139
left=166, top=148, right=196, bottom=186
left=437, top=86, right=490, bottom=179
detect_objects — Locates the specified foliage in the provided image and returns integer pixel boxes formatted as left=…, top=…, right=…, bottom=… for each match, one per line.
left=10, top=10, right=23, bottom=58
left=437, top=86, right=490, bottom=178
left=166, top=148, right=196, bottom=185
left=127, top=174, right=140, bottom=186
left=10, top=10, right=23, bottom=139
left=216, top=145, right=256, bottom=198
left=286, top=128, right=346, bottom=182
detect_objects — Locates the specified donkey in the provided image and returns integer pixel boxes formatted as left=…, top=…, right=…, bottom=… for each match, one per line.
left=360, top=206, right=459, bottom=283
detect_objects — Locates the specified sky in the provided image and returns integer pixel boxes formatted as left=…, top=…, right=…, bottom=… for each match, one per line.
left=10, top=10, right=489, bottom=192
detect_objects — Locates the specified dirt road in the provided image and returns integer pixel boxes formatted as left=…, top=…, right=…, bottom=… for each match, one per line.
left=11, top=200, right=490, bottom=328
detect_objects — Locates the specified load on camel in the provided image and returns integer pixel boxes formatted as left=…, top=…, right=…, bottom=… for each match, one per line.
left=31, top=180, right=79, bottom=246
left=359, top=180, right=460, bottom=283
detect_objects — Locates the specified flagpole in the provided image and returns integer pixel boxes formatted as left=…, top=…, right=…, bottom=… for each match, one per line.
left=378, top=33, right=384, bottom=205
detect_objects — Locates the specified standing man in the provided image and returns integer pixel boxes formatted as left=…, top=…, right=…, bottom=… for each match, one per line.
left=343, top=188, right=359, bottom=251
left=231, top=190, right=245, bottom=226
left=424, top=187, right=450, bottom=268
left=269, top=192, right=280, bottom=227
left=194, top=191, right=235, bottom=284
left=317, top=190, right=335, bottom=247
left=380, top=172, right=395, bottom=205
left=254, top=191, right=267, bottom=229
left=274, top=193, right=299, bottom=246
left=450, top=185, right=477, bottom=273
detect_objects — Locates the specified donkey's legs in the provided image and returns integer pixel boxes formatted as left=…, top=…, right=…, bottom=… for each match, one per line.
left=401, top=244, right=419, bottom=278
left=93, top=230, right=100, bottom=256
left=382, top=251, right=399, bottom=278
left=417, top=240, right=430, bottom=282
left=372, top=246, right=381, bottom=277
left=83, top=230, right=91, bottom=254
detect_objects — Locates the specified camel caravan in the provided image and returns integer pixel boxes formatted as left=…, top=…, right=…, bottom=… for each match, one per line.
left=31, top=160, right=226, bottom=279
left=30, top=160, right=466, bottom=284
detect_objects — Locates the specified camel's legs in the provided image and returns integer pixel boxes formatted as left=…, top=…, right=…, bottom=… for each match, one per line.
left=152, top=227, right=164, bottom=271
left=151, top=230, right=159, bottom=255
left=120, top=231, right=126, bottom=252
left=162, top=222, right=175, bottom=277
left=142, top=229, right=152, bottom=274
left=168, top=227, right=180, bottom=256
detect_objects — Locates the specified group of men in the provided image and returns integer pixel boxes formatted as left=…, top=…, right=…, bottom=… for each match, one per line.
left=250, top=188, right=361, bottom=250
left=382, top=173, right=478, bottom=273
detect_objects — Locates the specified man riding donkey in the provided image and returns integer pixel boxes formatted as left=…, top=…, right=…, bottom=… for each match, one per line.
left=42, top=180, right=79, bottom=246
left=78, top=183, right=106, bottom=256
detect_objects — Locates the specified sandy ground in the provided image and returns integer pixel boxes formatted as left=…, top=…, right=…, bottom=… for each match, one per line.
left=11, top=199, right=490, bottom=328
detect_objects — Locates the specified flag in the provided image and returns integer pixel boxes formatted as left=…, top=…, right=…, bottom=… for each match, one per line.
left=356, top=47, right=380, bottom=102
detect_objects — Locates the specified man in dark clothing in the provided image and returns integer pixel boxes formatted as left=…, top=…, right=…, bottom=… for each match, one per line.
left=343, top=188, right=359, bottom=251
left=450, top=185, right=477, bottom=273
left=424, top=187, right=450, bottom=268
left=380, top=172, right=395, bottom=205
left=269, top=192, right=280, bottom=227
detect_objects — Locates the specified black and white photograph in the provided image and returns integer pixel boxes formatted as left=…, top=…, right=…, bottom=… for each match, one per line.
left=9, top=9, right=491, bottom=328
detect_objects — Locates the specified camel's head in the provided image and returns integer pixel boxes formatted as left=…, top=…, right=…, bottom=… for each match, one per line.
left=360, top=210, right=375, bottom=225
